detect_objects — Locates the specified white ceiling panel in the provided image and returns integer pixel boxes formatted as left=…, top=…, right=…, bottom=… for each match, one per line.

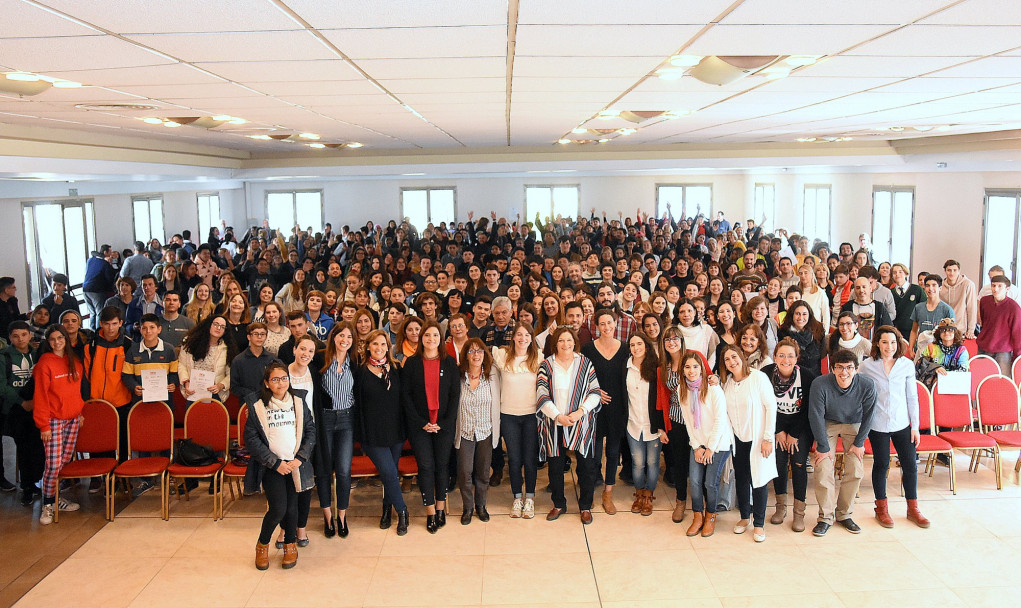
left=848, top=26, right=1021, bottom=56
left=354, top=57, right=505, bottom=80
left=380, top=78, right=505, bottom=94
left=0, top=34, right=175, bottom=71
left=35, top=0, right=303, bottom=33
left=630, top=75, right=762, bottom=95
left=274, top=94, right=393, bottom=108
left=322, top=26, right=505, bottom=59
left=798, top=55, right=970, bottom=78
left=284, top=0, right=505, bottom=29
left=723, top=0, right=953, bottom=25
left=194, top=60, right=360, bottom=82
left=873, top=77, right=1021, bottom=94
left=398, top=92, right=506, bottom=106
left=247, top=79, right=384, bottom=96
left=510, top=91, right=616, bottom=104
left=762, top=76, right=901, bottom=93
left=923, top=57, right=1021, bottom=79
left=512, top=77, right=636, bottom=93
left=114, top=82, right=266, bottom=99
left=921, top=0, right=1021, bottom=25
left=0, top=1, right=102, bottom=37
left=165, top=96, right=296, bottom=110
left=686, top=24, right=894, bottom=55
left=127, top=31, right=334, bottom=63
left=518, top=0, right=734, bottom=25
left=47, top=64, right=227, bottom=87
left=515, top=25, right=702, bottom=58
left=513, top=56, right=662, bottom=78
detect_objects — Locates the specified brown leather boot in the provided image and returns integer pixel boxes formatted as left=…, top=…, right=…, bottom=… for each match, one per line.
left=631, top=491, right=643, bottom=514
left=602, top=488, right=617, bottom=515
left=770, top=494, right=787, bottom=525
left=686, top=511, right=704, bottom=537
left=282, top=542, right=298, bottom=569
left=906, top=499, right=930, bottom=528
left=255, top=542, right=269, bottom=571
left=874, top=498, right=894, bottom=528
left=671, top=499, right=687, bottom=523
left=792, top=499, right=807, bottom=533
left=641, top=491, right=655, bottom=516
left=701, top=511, right=717, bottom=537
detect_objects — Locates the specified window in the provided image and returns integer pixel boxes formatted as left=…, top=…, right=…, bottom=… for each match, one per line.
left=266, top=190, right=323, bottom=235
left=132, top=196, right=164, bottom=244
left=982, top=190, right=1021, bottom=286
left=197, top=193, right=221, bottom=239
left=802, top=185, right=831, bottom=245
left=526, top=185, right=579, bottom=224
left=22, top=200, right=95, bottom=307
left=656, top=184, right=712, bottom=221
left=753, top=183, right=775, bottom=232
left=872, top=187, right=914, bottom=266
left=400, top=187, right=456, bottom=228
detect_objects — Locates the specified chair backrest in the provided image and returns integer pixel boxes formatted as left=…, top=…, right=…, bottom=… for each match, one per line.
left=77, top=399, right=119, bottom=457
left=223, top=393, right=242, bottom=424
left=171, top=388, right=189, bottom=427
left=915, top=380, right=933, bottom=432
left=1011, top=355, right=1021, bottom=387
left=976, top=375, right=1021, bottom=428
left=237, top=404, right=249, bottom=449
left=969, top=355, right=1000, bottom=400
left=820, top=355, right=829, bottom=375
left=128, top=401, right=174, bottom=454
left=963, top=338, right=978, bottom=358
left=932, top=382, right=974, bottom=428
left=184, top=399, right=230, bottom=452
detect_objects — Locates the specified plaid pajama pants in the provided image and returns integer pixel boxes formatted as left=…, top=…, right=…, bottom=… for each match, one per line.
left=41, top=418, right=80, bottom=500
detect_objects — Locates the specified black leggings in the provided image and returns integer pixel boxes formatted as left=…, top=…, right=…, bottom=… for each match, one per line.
left=260, top=468, right=297, bottom=545
left=666, top=423, right=690, bottom=501
left=593, top=423, right=625, bottom=486
left=409, top=427, right=454, bottom=507
left=870, top=426, right=918, bottom=500
left=733, top=437, right=769, bottom=528
left=773, top=429, right=811, bottom=501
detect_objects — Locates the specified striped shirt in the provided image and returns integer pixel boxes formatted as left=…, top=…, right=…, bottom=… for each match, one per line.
left=667, top=369, right=684, bottom=424
left=459, top=376, right=493, bottom=442
left=322, top=357, right=354, bottom=411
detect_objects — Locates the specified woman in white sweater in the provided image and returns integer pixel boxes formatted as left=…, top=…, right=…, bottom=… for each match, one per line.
left=721, top=344, right=778, bottom=543
left=797, top=263, right=831, bottom=330
left=675, top=299, right=720, bottom=369
left=678, top=351, right=732, bottom=538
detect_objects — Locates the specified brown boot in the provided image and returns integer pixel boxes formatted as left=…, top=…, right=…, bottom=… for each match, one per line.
left=701, top=512, right=717, bottom=537
left=671, top=499, right=687, bottom=523
left=282, top=542, right=298, bottom=569
left=792, top=499, right=807, bottom=533
left=874, top=498, right=894, bottom=528
left=906, top=499, right=930, bottom=528
left=686, top=511, right=704, bottom=536
left=631, top=491, right=643, bottom=514
left=770, top=494, right=787, bottom=525
left=641, top=491, right=655, bottom=516
left=602, top=488, right=617, bottom=515
left=255, top=542, right=269, bottom=571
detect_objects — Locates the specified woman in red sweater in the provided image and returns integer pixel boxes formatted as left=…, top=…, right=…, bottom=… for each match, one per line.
left=34, top=324, right=86, bottom=525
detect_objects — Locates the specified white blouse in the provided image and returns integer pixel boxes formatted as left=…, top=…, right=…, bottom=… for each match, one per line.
left=625, top=358, right=652, bottom=441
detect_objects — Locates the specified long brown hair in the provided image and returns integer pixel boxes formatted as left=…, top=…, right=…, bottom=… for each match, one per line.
left=41, top=324, right=80, bottom=381
left=458, top=337, right=492, bottom=376
left=321, top=321, right=355, bottom=373
left=676, top=351, right=708, bottom=404
left=415, top=320, right=447, bottom=359
left=361, top=329, right=396, bottom=367
left=658, top=325, right=685, bottom=378
left=718, top=343, right=749, bottom=384
left=629, top=333, right=659, bottom=382
left=500, top=321, right=541, bottom=373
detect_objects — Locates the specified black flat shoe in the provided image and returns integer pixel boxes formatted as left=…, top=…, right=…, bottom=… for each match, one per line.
left=323, top=514, right=336, bottom=539
left=476, top=507, right=490, bottom=522
left=436, top=509, right=446, bottom=528
left=337, top=515, right=350, bottom=538
left=380, top=504, right=393, bottom=530
left=461, top=510, right=473, bottom=525
left=296, top=537, right=309, bottom=547
left=839, top=518, right=861, bottom=534
left=396, top=509, right=409, bottom=536
left=426, top=514, right=438, bottom=534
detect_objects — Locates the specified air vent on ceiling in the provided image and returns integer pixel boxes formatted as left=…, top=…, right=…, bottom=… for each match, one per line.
left=74, top=103, right=161, bottom=111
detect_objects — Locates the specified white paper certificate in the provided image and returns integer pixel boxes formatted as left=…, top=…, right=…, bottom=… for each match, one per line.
left=140, top=368, right=169, bottom=402
left=189, top=369, right=216, bottom=401
left=938, top=371, right=971, bottom=395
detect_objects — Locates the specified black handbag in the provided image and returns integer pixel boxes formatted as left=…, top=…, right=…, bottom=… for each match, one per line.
left=174, top=438, right=218, bottom=467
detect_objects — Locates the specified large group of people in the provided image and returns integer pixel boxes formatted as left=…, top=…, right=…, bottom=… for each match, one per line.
left=2, top=206, right=1018, bottom=571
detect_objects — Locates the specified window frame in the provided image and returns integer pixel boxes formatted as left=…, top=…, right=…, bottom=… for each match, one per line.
left=21, top=198, right=96, bottom=307
left=982, top=189, right=1021, bottom=286
left=196, top=192, right=221, bottom=240
left=655, top=183, right=714, bottom=221
left=524, top=184, right=581, bottom=223
left=263, top=189, right=325, bottom=235
left=871, top=185, right=915, bottom=269
left=131, top=194, right=165, bottom=244
left=753, top=182, right=775, bottom=233
left=802, top=184, right=832, bottom=245
left=399, top=186, right=458, bottom=227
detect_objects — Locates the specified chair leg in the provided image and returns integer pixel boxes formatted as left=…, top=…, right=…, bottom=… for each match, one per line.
left=995, top=448, right=1002, bottom=490
left=949, top=451, right=957, bottom=495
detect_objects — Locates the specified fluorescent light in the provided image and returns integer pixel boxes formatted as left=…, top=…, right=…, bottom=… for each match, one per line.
left=162, top=121, right=181, bottom=127
left=402, top=173, right=426, bottom=176
left=6, top=72, right=39, bottom=82
left=557, top=138, right=572, bottom=144
left=52, top=80, right=81, bottom=88
left=669, top=55, right=701, bottom=68
left=347, top=142, right=363, bottom=148
left=142, top=117, right=164, bottom=124
left=299, top=133, right=320, bottom=140
left=212, top=115, right=233, bottom=121
left=308, top=143, right=325, bottom=148
left=784, top=55, right=819, bottom=67
left=656, top=68, right=686, bottom=81
left=571, top=127, right=588, bottom=134
left=228, top=117, right=247, bottom=124
left=598, top=138, right=609, bottom=143
left=249, top=134, right=272, bottom=140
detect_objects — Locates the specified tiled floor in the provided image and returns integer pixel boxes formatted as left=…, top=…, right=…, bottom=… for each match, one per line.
left=3, top=440, right=1021, bottom=608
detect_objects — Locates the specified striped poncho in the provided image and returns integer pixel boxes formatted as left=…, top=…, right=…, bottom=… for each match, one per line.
left=536, top=354, right=602, bottom=459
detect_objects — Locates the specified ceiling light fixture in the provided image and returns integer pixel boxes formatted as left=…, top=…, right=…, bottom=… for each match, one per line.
left=935, top=125, right=952, bottom=131
left=597, top=110, right=620, bottom=120
left=227, top=117, right=247, bottom=124
left=571, top=127, right=588, bottom=134
left=249, top=134, right=272, bottom=140
left=912, top=126, right=934, bottom=131
left=6, top=72, right=39, bottom=82
left=687, top=56, right=780, bottom=86
left=598, top=138, right=610, bottom=143
left=162, top=121, right=181, bottom=128
left=665, top=110, right=692, bottom=119
left=655, top=67, right=686, bottom=81
left=761, top=68, right=790, bottom=80
left=212, top=115, right=233, bottom=121
left=557, top=138, right=572, bottom=144
left=347, top=142, right=363, bottom=148
left=617, top=128, right=637, bottom=135
left=669, top=55, right=702, bottom=67
left=141, top=117, right=164, bottom=125
left=299, top=133, right=320, bottom=140
left=888, top=126, right=905, bottom=132
left=52, top=80, right=81, bottom=88
left=308, top=143, right=325, bottom=149
left=784, top=55, right=820, bottom=67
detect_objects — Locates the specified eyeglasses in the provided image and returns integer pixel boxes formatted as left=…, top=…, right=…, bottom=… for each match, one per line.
left=249, top=331, right=267, bottom=337
left=663, top=337, right=682, bottom=343
left=268, top=376, right=290, bottom=384
left=211, top=323, right=227, bottom=329
left=467, top=349, right=485, bottom=355
left=832, top=364, right=856, bottom=373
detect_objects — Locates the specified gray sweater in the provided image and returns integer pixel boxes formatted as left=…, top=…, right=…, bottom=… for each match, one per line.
left=808, top=374, right=877, bottom=451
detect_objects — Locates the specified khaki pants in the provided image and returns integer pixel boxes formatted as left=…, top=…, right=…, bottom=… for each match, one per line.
left=814, top=422, right=864, bottom=525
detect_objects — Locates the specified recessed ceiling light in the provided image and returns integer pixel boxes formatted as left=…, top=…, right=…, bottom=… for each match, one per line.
left=571, top=127, right=588, bottom=134
left=598, top=138, right=610, bottom=143
left=141, top=117, right=164, bottom=124
left=162, top=121, right=181, bottom=128
left=784, top=55, right=819, bottom=67
left=52, top=80, right=81, bottom=88
left=656, top=68, right=686, bottom=81
left=6, top=72, right=39, bottom=82
left=669, top=55, right=702, bottom=68
left=347, top=142, right=363, bottom=148
left=308, top=143, right=325, bottom=148
left=557, top=138, right=572, bottom=144
left=888, top=126, right=905, bottom=132
left=299, top=133, right=320, bottom=140
left=249, top=134, right=272, bottom=140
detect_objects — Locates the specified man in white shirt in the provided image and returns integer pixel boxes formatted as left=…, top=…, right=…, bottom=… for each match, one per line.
left=977, top=265, right=1021, bottom=307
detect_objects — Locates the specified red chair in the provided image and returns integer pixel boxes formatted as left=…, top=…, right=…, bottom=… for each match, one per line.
left=914, top=381, right=955, bottom=493
left=224, top=393, right=242, bottom=441
left=166, top=399, right=229, bottom=520
left=963, top=339, right=978, bottom=358
left=934, top=382, right=1000, bottom=489
left=55, top=399, right=119, bottom=522
left=221, top=404, right=249, bottom=513
left=1012, top=355, right=1021, bottom=388
left=969, top=355, right=1000, bottom=402
left=977, top=375, right=1021, bottom=480
left=113, top=401, right=174, bottom=520
left=171, top=388, right=189, bottom=441
left=820, top=356, right=829, bottom=375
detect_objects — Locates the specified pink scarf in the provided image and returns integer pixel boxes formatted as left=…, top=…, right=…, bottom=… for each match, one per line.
left=686, top=377, right=703, bottom=429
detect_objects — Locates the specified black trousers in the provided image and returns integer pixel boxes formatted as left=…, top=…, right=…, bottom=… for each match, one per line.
left=593, top=423, right=625, bottom=485
left=773, top=428, right=812, bottom=501
left=409, top=427, right=454, bottom=507
left=733, top=437, right=769, bottom=528
left=259, top=468, right=297, bottom=545
left=547, top=449, right=598, bottom=511
left=666, top=423, right=691, bottom=501
left=870, top=426, right=918, bottom=500
left=6, top=406, right=44, bottom=492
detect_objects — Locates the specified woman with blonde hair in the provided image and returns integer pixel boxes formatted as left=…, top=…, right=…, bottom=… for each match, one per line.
left=276, top=269, right=308, bottom=314
left=796, top=263, right=831, bottom=329
left=185, top=283, right=215, bottom=324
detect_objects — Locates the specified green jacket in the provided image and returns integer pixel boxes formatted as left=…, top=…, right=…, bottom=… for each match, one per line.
left=0, top=344, right=36, bottom=416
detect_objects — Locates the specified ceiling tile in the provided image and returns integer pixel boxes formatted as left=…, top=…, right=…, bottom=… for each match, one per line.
left=126, top=31, right=334, bottom=63
left=0, top=1, right=102, bottom=37
left=723, top=0, right=954, bottom=25
left=399, top=91, right=506, bottom=105
left=515, top=25, right=702, bottom=58
left=517, top=0, right=735, bottom=25
left=798, top=55, right=970, bottom=78
left=848, top=25, right=1021, bottom=56
left=873, top=77, right=1021, bottom=94
left=35, top=0, right=303, bottom=33
left=354, top=57, right=505, bottom=80
left=513, top=56, right=662, bottom=78
left=686, top=24, right=894, bottom=55
left=512, top=77, right=636, bottom=93
left=322, top=26, right=505, bottom=59
left=113, top=82, right=266, bottom=99
left=194, top=60, right=361, bottom=82
left=0, top=35, right=175, bottom=71
left=285, top=0, right=505, bottom=28
left=247, top=80, right=384, bottom=96
left=46, top=63, right=227, bottom=87
left=923, top=57, right=1021, bottom=79
left=921, top=0, right=1021, bottom=25
left=762, top=76, right=901, bottom=93
left=380, top=78, right=505, bottom=94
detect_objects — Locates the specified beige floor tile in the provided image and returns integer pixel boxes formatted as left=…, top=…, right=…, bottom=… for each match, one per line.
left=378, top=515, right=486, bottom=556
left=949, top=497, right=1021, bottom=537
left=720, top=594, right=845, bottom=608
left=839, top=587, right=965, bottom=607
left=481, top=553, right=598, bottom=604
left=590, top=550, right=716, bottom=601
left=801, top=540, right=942, bottom=592
left=482, top=514, right=589, bottom=554
left=366, top=555, right=483, bottom=605
left=695, top=545, right=832, bottom=597
left=899, top=536, right=1019, bottom=587
left=582, top=510, right=695, bottom=552
left=176, top=517, right=265, bottom=558
left=128, top=555, right=265, bottom=608
left=14, top=556, right=167, bottom=608
left=951, top=585, right=1021, bottom=608
left=484, top=604, right=599, bottom=608
left=247, top=555, right=377, bottom=607
left=603, top=600, right=723, bottom=608
left=76, top=517, right=202, bottom=558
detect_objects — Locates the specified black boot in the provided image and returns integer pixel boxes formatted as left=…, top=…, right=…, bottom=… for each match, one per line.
left=337, top=514, right=349, bottom=538
left=426, top=514, right=438, bottom=534
left=380, top=504, right=393, bottom=530
left=461, top=509, right=473, bottom=525
left=436, top=509, right=446, bottom=528
left=323, top=513, right=336, bottom=538
left=396, top=509, right=409, bottom=536
left=476, top=505, right=490, bottom=522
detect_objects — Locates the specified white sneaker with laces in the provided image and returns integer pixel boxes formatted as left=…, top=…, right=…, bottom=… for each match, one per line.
left=57, top=497, right=80, bottom=512
left=522, top=498, right=535, bottom=519
left=40, top=504, right=54, bottom=525
left=510, top=498, right=523, bottom=518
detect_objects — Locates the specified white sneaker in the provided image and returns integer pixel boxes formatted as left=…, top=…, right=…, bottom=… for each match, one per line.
left=40, top=504, right=54, bottom=525
left=57, top=497, right=80, bottom=512
left=510, top=498, right=523, bottom=518
left=522, top=498, right=535, bottom=519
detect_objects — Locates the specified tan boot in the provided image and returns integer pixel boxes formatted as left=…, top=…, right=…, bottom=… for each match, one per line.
left=602, top=488, right=617, bottom=515
left=686, top=510, right=704, bottom=536
left=631, top=491, right=643, bottom=514
left=641, top=491, right=655, bottom=516
left=874, top=498, right=894, bottom=528
left=671, top=499, right=687, bottom=523
left=255, top=542, right=269, bottom=571
left=770, top=494, right=787, bottom=525
left=701, top=512, right=717, bottom=537
left=792, top=499, right=807, bottom=533
left=906, top=499, right=930, bottom=528
left=282, top=542, right=298, bottom=569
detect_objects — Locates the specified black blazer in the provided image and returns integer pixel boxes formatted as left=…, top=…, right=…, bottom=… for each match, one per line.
left=400, top=354, right=461, bottom=434
left=621, top=362, right=662, bottom=436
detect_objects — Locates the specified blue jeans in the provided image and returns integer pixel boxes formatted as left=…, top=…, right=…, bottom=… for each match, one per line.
left=689, top=448, right=730, bottom=514
left=315, top=408, right=354, bottom=510
left=363, top=442, right=407, bottom=512
left=500, top=413, right=538, bottom=498
left=626, top=432, right=662, bottom=491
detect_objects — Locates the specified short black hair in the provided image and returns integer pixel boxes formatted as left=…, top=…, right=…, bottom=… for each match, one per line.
left=830, top=348, right=860, bottom=369
left=139, top=313, right=161, bottom=327
left=99, top=305, right=124, bottom=323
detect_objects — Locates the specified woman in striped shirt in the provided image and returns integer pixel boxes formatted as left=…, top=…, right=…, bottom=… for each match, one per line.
left=454, top=337, right=501, bottom=525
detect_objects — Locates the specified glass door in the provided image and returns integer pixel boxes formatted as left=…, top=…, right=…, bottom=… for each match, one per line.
left=22, top=200, right=95, bottom=309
